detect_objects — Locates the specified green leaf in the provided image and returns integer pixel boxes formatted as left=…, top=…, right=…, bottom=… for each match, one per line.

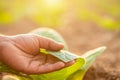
left=40, top=48, right=79, bottom=62
left=30, top=28, right=85, bottom=80
left=0, top=62, right=33, bottom=80
left=47, top=50, right=79, bottom=62
left=0, top=62, right=19, bottom=74
left=30, top=58, right=85, bottom=80
left=31, top=28, right=68, bottom=50
left=81, top=46, right=106, bottom=70
left=67, top=47, right=106, bottom=80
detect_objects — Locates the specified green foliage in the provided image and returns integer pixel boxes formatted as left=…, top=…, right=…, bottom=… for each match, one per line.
left=67, top=47, right=106, bottom=80
left=75, top=0, right=120, bottom=30
left=0, top=47, right=105, bottom=80
left=30, top=28, right=85, bottom=80
left=0, top=0, right=120, bottom=30
left=30, top=58, right=85, bottom=80
left=0, top=28, right=106, bottom=80
left=47, top=50, right=80, bottom=62
left=31, top=47, right=106, bottom=80
left=40, top=48, right=80, bottom=62
left=31, top=28, right=68, bottom=50
left=0, top=0, right=25, bottom=24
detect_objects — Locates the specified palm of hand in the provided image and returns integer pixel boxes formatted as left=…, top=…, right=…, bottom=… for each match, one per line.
left=0, top=34, right=74, bottom=74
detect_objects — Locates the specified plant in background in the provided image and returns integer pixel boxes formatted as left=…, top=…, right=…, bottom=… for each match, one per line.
left=0, top=0, right=25, bottom=24
left=0, top=0, right=120, bottom=30
left=0, top=28, right=106, bottom=80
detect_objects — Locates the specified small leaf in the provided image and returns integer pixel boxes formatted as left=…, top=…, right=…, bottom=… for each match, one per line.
left=40, top=48, right=80, bottom=62
left=47, top=50, right=80, bottom=62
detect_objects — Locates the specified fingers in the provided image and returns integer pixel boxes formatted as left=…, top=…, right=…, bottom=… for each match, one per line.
left=24, top=60, right=75, bottom=74
left=47, top=40, right=64, bottom=51
left=37, top=62, right=65, bottom=74
left=65, top=60, right=75, bottom=67
left=35, top=35, right=64, bottom=51
left=23, top=62, right=65, bottom=74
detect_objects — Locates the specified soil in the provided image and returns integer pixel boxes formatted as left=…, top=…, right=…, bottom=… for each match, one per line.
left=0, top=19, right=120, bottom=80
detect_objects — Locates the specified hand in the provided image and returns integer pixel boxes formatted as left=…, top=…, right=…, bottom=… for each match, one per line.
left=0, top=34, right=75, bottom=74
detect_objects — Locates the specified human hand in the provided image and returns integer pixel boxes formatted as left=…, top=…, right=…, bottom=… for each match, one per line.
left=0, top=34, right=75, bottom=74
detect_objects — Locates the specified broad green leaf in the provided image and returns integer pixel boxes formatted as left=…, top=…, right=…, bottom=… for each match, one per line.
left=67, top=47, right=106, bottom=80
left=30, top=58, right=85, bottom=80
left=81, top=46, right=106, bottom=70
left=31, top=28, right=68, bottom=50
left=30, top=28, right=85, bottom=80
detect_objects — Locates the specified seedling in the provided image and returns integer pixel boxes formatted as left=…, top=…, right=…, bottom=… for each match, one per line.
left=0, top=28, right=106, bottom=80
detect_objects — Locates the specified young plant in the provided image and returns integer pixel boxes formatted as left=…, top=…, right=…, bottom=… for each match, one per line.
left=0, top=28, right=106, bottom=80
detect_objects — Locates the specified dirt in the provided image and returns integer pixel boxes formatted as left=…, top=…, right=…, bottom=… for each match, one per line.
left=84, top=65, right=120, bottom=80
left=0, top=19, right=120, bottom=80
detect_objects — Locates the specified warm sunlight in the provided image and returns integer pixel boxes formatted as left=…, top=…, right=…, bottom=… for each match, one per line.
left=29, top=0, right=67, bottom=26
left=42, top=0, right=64, bottom=9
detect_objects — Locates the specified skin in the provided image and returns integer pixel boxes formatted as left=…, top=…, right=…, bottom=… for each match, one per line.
left=0, top=34, right=75, bottom=74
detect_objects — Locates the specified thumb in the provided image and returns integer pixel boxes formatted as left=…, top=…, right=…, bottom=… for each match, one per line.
left=36, top=36, right=64, bottom=51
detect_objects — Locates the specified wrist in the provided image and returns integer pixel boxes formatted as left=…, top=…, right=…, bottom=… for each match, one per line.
left=0, top=35, right=10, bottom=61
left=0, top=35, right=9, bottom=44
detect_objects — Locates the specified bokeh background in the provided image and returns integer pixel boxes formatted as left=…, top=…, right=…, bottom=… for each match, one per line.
left=0, top=0, right=120, bottom=79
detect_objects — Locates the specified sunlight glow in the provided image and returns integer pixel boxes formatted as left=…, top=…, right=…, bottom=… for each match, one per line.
left=26, top=0, right=68, bottom=27
left=43, top=0, right=64, bottom=9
